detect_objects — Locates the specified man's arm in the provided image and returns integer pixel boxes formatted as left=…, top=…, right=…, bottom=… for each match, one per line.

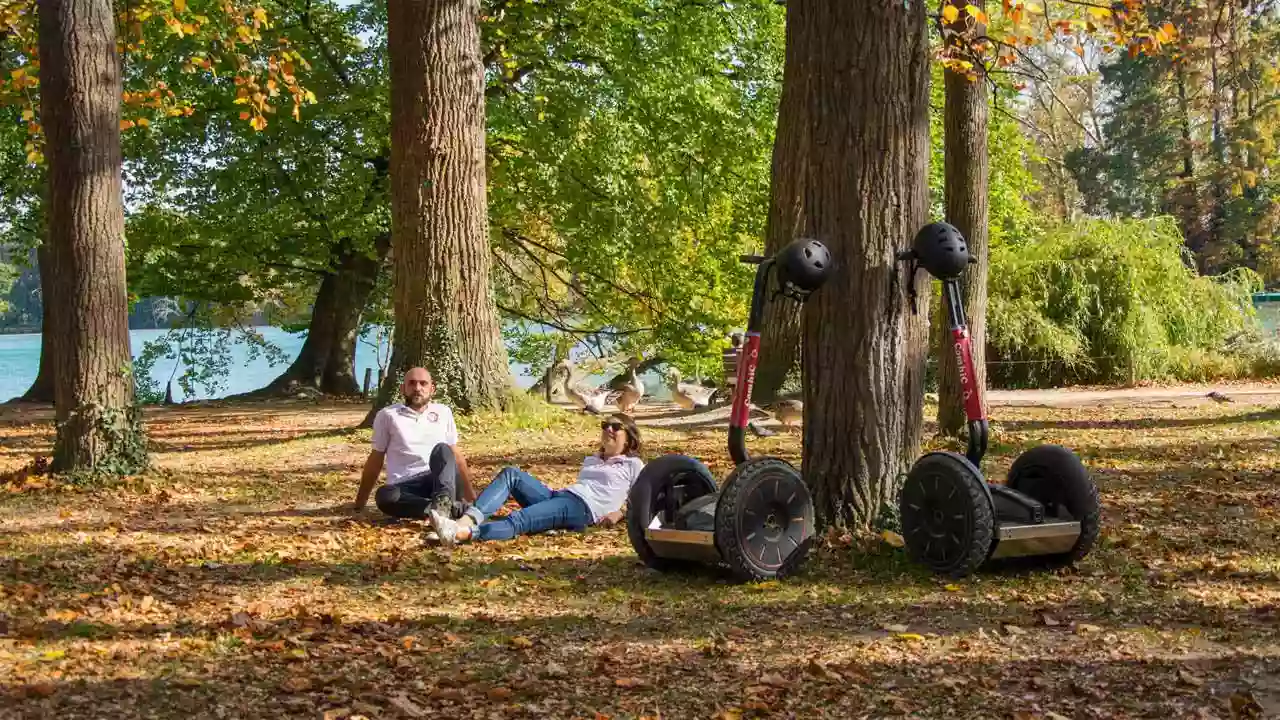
left=450, top=444, right=478, bottom=502
left=354, top=450, right=385, bottom=509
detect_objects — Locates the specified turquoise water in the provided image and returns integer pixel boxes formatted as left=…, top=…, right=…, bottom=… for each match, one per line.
left=0, top=327, right=676, bottom=404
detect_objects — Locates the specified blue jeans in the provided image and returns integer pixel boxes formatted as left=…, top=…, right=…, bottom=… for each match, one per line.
left=466, top=466, right=592, bottom=541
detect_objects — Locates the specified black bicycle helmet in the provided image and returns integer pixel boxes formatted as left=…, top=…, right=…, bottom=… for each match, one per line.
left=775, top=237, right=832, bottom=295
left=910, top=222, right=971, bottom=280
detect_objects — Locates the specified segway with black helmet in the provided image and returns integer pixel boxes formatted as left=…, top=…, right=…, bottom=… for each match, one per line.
left=626, top=238, right=832, bottom=582
left=894, top=223, right=1101, bottom=578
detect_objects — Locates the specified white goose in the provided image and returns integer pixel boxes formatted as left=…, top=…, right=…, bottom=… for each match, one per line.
left=558, top=359, right=610, bottom=414
left=614, top=359, right=645, bottom=413
left=668, top=368, right=716, bottom=410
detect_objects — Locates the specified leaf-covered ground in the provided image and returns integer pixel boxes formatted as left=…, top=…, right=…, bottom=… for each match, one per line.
left=2, top=389, right=1279, bottom=719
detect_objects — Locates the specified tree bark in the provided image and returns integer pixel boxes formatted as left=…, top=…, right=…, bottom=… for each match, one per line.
left=936, top=0, right=990, bottom=437
left=18, top=243, right=56, bottom=403
left=366, top=0, right=512, bottom=424
left=259, top=234, right=389, bottom=397
left=752, top=2, right=812, bottom=403
left=38, top=0, right=146, bottom=473
left=797, top=0, right=932, bottom=528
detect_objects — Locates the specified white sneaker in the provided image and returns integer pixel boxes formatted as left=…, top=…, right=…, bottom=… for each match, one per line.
left=430, top=509, right=461, bottom=546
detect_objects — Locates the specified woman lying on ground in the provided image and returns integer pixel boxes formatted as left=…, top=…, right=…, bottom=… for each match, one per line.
left=428, top=413, right=644, bottom=545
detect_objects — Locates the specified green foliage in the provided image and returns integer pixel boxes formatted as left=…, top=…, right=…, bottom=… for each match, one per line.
left=133, top=317, right=289, bottom=403
left=122, top=0, right=389, bottom=315
left=487, top=0, right=785, bottom=377
left=454, top=392, right=593, bottom=437
left=0, top=260, right=13, bottom=315
left=986, top=216, right=1267, bottom=387
left=1063, top=4, right=1280, bottom=285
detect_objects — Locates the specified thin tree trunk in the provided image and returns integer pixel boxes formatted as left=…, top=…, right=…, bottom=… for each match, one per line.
left=18, top=243, right=56, bottom=403
left=797, top=0, right=931, bottom=529
left=752, top=2, right=811, bottom=403
left=366, top=0, right=511, bottom=425
left=1174, top=59, right=1207, bottom=265
left=937, top=0, right=990, bottom=437
left=1208, top=0, right=1229, bottom=266
left=38, top=0, right=146, bottom=473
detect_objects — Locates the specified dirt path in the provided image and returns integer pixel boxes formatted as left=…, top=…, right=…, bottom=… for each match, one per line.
left=985, top=380, right=1280, bottom=408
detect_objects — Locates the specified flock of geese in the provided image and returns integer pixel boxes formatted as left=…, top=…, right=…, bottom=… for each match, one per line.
left=555, top=357, right=804, bottom=428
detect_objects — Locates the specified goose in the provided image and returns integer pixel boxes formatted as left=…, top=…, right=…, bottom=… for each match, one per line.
left=613, top=359, right=645, bottom=413
left=762, top=398, right=804, bottom=428
left=558, top=359, right=610, bottom=414
left=668, top=368, right=715, bottom=410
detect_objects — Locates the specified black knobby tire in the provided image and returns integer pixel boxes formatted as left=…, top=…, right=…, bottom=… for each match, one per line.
left=714, top=457, right=815, bottom=582
left=625, top=454, right=719, bottom=571
left=1006, top=444, right=1100, bottom=566
left=899, top=451, right=994, bottom=579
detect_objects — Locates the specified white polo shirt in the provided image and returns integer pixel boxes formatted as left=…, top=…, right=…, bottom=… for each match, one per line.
left=371, top=402, right=459, bottom=484
left=563, top=454, right=645, bottom=523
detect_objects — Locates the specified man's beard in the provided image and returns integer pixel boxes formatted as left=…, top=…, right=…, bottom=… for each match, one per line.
left=405, top=393, right=429, bottom=409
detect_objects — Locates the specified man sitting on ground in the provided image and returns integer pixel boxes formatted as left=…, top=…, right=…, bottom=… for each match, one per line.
left=352, top=367, right=478, bottom=521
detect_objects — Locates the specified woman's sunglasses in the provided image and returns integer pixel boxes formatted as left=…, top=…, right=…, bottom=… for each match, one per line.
left=601, top=421, right=625, bottom=432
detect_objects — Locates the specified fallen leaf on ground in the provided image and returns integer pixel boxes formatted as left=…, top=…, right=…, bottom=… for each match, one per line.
left=759, top=672, right=790, bottom=687
left=615, top=677, right=648, bottom=688
left=280, top=676, right=312, bottom=692
left=387, top=694, right=424, bottom=717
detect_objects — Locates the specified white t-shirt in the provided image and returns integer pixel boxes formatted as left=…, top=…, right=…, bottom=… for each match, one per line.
left=371, top=402, right=459, bottom=484
left=563, top=454, right=645, bottom=523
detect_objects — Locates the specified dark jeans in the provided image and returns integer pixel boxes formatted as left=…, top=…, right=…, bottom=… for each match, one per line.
left=466, top=466, right=593, bottom=541
left=374, top=444, right=469, bottom=520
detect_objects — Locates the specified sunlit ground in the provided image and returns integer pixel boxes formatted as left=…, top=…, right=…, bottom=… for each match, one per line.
left=2, top=390, right=1278, bottom=719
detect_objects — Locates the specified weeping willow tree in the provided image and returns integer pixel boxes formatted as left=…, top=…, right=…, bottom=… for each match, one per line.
left=986, top=216, right=1266, bottom=387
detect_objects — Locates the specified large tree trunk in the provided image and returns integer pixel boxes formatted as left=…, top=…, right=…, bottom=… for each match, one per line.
left=259, top=234, right=389, bottom=397
left=38, top=0, right=146, bottom=474
left=936, top=0, right=990, bottom=437
left=797, top=0, right=931, bottom=528
left=18, top=243, right=56, bottom=403
left=366, top=0, right=511, bottom=423
left=752, top=3, right=812, bottom=404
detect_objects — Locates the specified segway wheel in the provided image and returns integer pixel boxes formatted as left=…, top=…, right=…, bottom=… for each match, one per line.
left=899, top=452, right=994, bottom=578
left=714, top=457, right=814, bottom=582
left=1006, top=444, right=1100, bottom=567
left=625, top=454, right=719, bottom=571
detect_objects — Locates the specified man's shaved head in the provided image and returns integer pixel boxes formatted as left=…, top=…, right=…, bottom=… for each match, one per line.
left=401, top=367, right=434, bottom=409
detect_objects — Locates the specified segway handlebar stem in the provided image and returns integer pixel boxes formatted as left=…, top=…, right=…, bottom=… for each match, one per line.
left=728, top=257, right=775, bottom=465
left=942, top=278, right=989, bottom=466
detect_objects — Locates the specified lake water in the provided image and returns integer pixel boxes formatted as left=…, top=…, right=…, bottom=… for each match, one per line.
left=0, top=327, right=677, bottom=404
